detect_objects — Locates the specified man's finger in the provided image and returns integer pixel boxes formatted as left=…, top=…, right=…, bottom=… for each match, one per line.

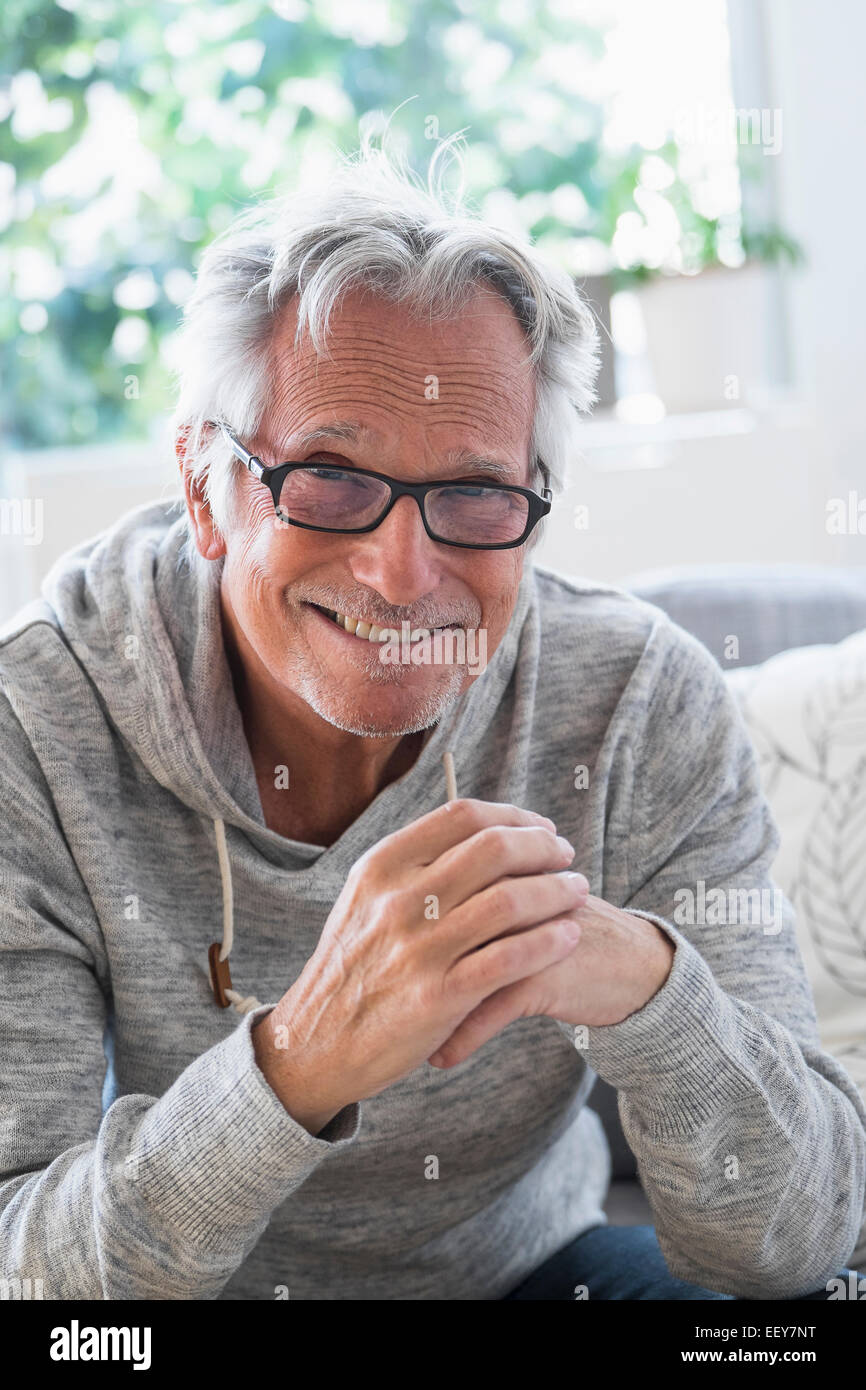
left=427, top=835, right=584, bottom=922
left=429, top=979, right=534, bottom=1068
left=375, top=798, right=557, bottom=872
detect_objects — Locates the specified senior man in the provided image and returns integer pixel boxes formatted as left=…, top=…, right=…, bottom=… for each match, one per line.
left=1, top=142, right=864, bottom=1303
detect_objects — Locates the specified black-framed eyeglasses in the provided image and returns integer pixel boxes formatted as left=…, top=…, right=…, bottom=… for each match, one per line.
left=205, top=420, right=552, bottom=550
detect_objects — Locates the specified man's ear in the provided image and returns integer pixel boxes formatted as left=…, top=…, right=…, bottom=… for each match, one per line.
left=176, top=422, right=226, bottom=562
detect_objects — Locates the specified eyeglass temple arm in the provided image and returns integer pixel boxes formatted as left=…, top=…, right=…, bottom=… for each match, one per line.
left=537, top=459, right=552, bottom=502
left=205, top=419, right=267, bottom=481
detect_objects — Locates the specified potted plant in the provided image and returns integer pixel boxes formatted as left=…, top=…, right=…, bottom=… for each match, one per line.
left=597, top=140, right=805, bottom=414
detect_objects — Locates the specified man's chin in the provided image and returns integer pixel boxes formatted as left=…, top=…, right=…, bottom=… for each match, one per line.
left=300, top=668, right=467, bottom=739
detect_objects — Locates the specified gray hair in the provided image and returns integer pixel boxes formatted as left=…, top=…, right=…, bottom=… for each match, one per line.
left=171, top=129, right=601, bottom=573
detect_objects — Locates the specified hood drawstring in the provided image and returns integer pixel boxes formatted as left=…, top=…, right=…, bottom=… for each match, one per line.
left=207, top=817, right=263, bottom=1015
left=207, top=751, right=459, bottom=1014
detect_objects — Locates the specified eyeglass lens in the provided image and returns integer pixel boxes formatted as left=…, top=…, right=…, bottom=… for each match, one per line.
left=276, top=466, right=530, bottom=545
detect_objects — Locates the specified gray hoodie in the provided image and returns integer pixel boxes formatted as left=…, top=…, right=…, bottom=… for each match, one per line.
left=0, top=497, right=864, bottom=1300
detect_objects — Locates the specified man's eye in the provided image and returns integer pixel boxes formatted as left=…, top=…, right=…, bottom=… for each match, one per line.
left=443, top=485, right=504, bottom=501
left=304, top=463, right=369, bottom=487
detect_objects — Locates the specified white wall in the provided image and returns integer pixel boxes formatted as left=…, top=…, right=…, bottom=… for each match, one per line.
left=0, top=440, right=180, bottom=627
left=536, top=403, right=831, bottom=582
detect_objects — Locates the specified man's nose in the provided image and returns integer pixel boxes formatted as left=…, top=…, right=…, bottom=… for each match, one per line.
left=347, top=494, right=444, bottom=607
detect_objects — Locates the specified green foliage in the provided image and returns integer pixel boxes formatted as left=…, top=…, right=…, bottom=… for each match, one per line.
left=1, top=0, right=797, bottom=447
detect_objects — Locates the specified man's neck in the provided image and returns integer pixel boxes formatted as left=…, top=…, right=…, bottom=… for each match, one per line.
left=218, top=590, right=434, bottom=845
left=250, top=723, right=427, bottom=847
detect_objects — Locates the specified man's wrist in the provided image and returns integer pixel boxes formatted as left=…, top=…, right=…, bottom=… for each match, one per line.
left=616, top=911, right=675, bottom=1021
left=251, top=1011, right=343, bottom=1137
left=645, top=918, right=676, bottom=998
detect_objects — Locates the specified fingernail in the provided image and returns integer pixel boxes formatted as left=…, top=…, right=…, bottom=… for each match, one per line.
left=556, top=835, right=575, bottom=855
left=566, top=871, right=588, bottom=889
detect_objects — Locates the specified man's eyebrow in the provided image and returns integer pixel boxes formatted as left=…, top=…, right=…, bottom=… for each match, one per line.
left=285, top=421, right=381, bottom=452
left=280, top=422, right=522, bottom=483
left=443, top=449, right=521, bottom=483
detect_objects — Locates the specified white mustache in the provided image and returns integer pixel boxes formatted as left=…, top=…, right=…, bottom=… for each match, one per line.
left=304, top=598, right=473, bottom=628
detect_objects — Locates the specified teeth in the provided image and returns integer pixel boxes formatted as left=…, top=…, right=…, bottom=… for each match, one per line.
left=320, top=606, right=460, bottom=642
left=323, top=607, right=389, bottom=642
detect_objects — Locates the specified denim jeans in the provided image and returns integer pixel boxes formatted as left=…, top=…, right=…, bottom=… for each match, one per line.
left=501, top=1224, right=864, bottom=1300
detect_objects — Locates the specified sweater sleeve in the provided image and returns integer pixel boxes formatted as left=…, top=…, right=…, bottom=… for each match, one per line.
left=0, top=694, right=361, bottom=1301
left=560, top=616, right=866, bottom=1299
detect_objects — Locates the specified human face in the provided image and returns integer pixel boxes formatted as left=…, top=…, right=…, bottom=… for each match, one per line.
left=200, top=284, right=536, bottom=739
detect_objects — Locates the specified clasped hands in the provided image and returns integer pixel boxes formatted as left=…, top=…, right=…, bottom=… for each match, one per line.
left=429, top=874, right=676, bottom=1069
left=258, top=798, right=677, bottom=1135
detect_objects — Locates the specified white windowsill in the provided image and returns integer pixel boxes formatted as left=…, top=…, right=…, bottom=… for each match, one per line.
left=575, top=393, right=814, bottom=472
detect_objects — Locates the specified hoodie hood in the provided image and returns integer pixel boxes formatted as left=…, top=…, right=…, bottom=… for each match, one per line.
left=37, top=497, right=536, bottom=880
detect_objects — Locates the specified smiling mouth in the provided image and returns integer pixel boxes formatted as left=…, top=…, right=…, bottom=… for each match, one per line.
left=305, top=602, right=462, bottom=643
left=307, top=603, right=389, bottom=642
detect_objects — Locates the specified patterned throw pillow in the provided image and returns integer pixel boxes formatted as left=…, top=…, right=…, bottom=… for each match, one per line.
left=726, top=629, right=866, bottom=1268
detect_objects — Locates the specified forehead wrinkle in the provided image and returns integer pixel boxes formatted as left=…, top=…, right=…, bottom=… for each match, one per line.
left=276, top=372, right=531, bottom=429
left=264, top=339, right=534, bottom=470
left=271, top=341, right=533, bottom=430
left=282, top=358, right=526, bottom=402
left=262, top=414, right=526, bottom=483
left=271, top=378, right=528, bottom=431
left=278, top=329, right=532, bottom=385
left=265, top=395, right=530, bottom=467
